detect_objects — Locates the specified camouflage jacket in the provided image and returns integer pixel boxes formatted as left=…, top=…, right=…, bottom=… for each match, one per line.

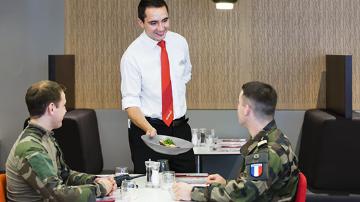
left=191, top=120, right=299, bottom=202
left=6, top=123, right=107, bottom=202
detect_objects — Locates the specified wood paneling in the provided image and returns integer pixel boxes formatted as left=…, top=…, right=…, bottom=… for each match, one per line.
left=65, top=0, right=360, bottom=109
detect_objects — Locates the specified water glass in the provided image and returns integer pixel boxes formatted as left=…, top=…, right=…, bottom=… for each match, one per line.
left=121, top=179, right=137, bottom=191
left=161, top=171, right=175, bottom=191
left=206, top=129, right=216, bottom=146
left=121, top=180, right=138, bottom=200
left=157, top=159, right=170, bottom=172
left=115, top=166, right=128, bottom=176
left=199, top=128, right=207, bottom=145
left=191, top=128, right=199, bottom=146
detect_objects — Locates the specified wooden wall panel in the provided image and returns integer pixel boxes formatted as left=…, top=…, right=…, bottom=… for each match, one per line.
left=65, top=0, right=360, bottom=110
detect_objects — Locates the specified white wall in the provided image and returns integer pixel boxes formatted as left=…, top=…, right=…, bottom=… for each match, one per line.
left=0, top=0, right=64, bottom=169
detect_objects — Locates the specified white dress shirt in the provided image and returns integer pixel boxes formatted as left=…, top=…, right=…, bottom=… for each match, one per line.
left=120, top=31, right=192, bottom=119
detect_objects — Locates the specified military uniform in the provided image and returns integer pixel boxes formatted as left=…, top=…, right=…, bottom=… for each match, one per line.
left=191, top=120, right=299, bottom=202
left=6, top=123, right=108, bottom=202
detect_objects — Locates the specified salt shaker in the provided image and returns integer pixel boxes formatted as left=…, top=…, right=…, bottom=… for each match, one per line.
left=151, top=161, right=160, bottom=188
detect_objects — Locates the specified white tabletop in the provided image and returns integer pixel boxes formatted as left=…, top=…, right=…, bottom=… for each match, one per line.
left=97, top=176, right=179, bottom=202
left=192, top=138, right=245, bottom=155
left=193, top=146, right=241, bottom=155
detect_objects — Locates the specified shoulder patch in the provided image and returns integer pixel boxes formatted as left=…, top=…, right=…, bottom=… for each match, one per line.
left=257, top=140, right=267, bottom=147
left=250, top=163, right=263, bottom=177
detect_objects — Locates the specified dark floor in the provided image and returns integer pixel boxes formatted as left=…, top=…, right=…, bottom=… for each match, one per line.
left=307, top=190, right=360, bottom=202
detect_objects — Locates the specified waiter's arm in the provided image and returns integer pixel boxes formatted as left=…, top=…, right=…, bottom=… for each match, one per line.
left=126, top=106, right=157, bottom=137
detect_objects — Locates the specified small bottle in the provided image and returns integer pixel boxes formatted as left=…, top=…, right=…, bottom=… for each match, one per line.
left=151, top=161, right=160, bottom=188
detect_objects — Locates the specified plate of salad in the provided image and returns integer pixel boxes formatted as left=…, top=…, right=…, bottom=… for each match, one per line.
left=141, top=135, right=193, bottom=155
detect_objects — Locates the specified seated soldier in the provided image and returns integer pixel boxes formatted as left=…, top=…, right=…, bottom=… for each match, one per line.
left=6, top=80, right=116, bottom=202
left=173, top=81, right=299, bottom=202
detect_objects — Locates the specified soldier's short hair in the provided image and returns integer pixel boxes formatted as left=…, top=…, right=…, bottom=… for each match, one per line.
left=242, top=81, right=277, bottom=117
left=138, top=0, right=169, bottom=22
left=25, top=80, right=66, bottom=117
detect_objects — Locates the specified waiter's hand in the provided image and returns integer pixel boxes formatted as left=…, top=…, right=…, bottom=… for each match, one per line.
left=146, top=127, right=157, bottom=137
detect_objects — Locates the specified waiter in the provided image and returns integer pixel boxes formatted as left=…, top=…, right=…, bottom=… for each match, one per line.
left=120, top=0, right=195, bottom=174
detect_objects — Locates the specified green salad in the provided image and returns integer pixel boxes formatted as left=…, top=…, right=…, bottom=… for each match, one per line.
left=159, top=138, right=176, bottom=147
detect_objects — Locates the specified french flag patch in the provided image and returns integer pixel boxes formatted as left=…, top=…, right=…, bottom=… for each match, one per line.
left=250, top=163, right=263, bottom=177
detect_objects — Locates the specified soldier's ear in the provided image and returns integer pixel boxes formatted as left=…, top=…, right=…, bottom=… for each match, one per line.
left=47, top=102, right=56, bottom=114
left=243, top=104, right=251, bottom=116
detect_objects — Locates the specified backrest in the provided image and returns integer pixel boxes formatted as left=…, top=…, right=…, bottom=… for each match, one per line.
left=53, top=109, right=103, bottom=174
left=0, top=174, right=6, bottom=202
left=295, top=172, right=307, bottom=202
left=299, top=109, right=360, bottom=193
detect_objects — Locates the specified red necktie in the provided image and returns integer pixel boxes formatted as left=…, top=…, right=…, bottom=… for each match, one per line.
left=158, top=40, right=173, bottom=127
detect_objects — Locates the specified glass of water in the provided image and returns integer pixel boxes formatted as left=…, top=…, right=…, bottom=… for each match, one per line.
left=115, top=166, right=128, bottom=176
left=121, top=179, right=138, bottom=200
left=161, top=171, right=175, bottom=191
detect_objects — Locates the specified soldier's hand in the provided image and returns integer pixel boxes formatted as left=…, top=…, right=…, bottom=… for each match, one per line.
left=102, top=176, right=117, bottom=195
left=146, top=127, right=157, bottom=137
left=207, top=174, right=226, bottom=185
left=95, top=177, right=115, bottom=196
left=173, top=182, right=192, bottom=201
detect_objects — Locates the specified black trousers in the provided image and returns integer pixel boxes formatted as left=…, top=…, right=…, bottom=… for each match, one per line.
left=128, top=117, right=196, bottom=174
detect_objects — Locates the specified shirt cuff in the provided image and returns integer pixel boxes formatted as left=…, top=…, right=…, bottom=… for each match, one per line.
left=190, top=186, right=208, bottom=202
left=122, top=96, right=141, bottom=110
left=93, top=181, right=108, bottom=197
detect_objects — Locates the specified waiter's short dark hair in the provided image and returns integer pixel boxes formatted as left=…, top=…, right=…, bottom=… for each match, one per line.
left=241, top=81, right=277, bottom=116
left=138, top=0, right=169, bottom=22
left=25, top=80, right=66, bottom=117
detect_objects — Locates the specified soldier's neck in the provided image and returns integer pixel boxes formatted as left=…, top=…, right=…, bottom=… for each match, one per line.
left=29, top=117, right=53, bottom=132
left=248, top=118, right=273, bottom=138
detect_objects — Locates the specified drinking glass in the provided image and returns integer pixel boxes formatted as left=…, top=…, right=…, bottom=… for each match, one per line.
left=157, top=159, right=170, bottom=172
left=206, top=128, right=216, bottom=146
left=191, top=128, right=199, bottom=146
left=161, top=171, right=175, bottom=191
left=121, top=179, right=137, bottom=191
left=121, top=180, right=138, bottom=200
left=199, top=128, right=207, bottom=146
left=115, top=166, right=128, bottom=176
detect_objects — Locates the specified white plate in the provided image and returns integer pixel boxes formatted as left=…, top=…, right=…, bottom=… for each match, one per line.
left=141, top=135, right=193, bottom=155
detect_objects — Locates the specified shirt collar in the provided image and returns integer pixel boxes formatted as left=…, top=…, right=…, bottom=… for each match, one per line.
left=26, top=122, right=54, bottom=137
left=240, top=119, right=277, bottom=155
left=140, top=31, right=168, bottom=48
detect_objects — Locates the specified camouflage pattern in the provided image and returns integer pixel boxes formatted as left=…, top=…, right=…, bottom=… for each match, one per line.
left=6, top=123, right=107, bottom=202
left=191, top=120, right=299, bottom=202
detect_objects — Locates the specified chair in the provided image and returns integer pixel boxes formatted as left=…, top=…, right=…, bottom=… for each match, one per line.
left=52, top=109, right=104, bottom=174
left=0, top=173, right=6, bottom=202
left=295, top=172, right=307, bottom=202
left=299, top=109, right=360, bottom=193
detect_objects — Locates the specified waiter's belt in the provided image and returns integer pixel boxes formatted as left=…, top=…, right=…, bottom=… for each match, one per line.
left=145, top=116, right=188, bottom=127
